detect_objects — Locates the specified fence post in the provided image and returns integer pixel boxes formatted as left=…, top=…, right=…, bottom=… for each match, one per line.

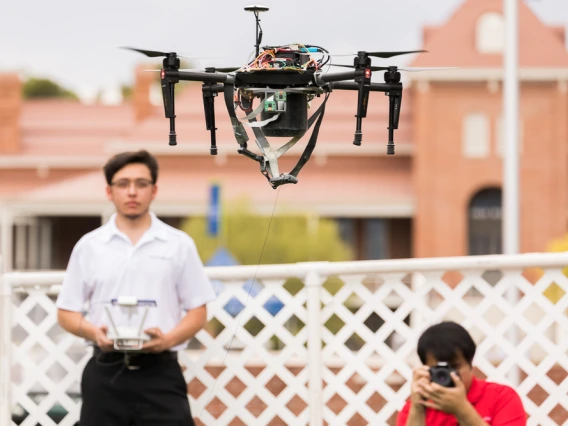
left=305, top=269, right=323, bottom=426
left=0, top=263, right=11, bottom=426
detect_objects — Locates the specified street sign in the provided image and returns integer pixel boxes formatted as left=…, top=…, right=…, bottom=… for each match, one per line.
left=207, top=183, right=221, bottom=237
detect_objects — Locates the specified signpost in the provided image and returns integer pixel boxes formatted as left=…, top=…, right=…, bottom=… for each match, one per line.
left=207, top=183, right=221, bottom=237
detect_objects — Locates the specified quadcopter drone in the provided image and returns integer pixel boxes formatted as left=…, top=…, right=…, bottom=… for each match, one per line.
left=124, top=5, right=447, bottom=189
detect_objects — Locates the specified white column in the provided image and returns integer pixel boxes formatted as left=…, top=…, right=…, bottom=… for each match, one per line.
left=305, top=268, right=323, bottom=426
left=503, top=0, right=520, bottom=387
left=503, top=0, right=519, bottom=255
left=14, top=220, right=27, bottom=271
left=0, top=210, right=13, bottom=273
left=27, top=218, right=39, bottom=270
left=39, top=219, right=53, bottom=270
left=0, top=269, right=12, bottom=426
left=0, top=209, right=12, bottom=426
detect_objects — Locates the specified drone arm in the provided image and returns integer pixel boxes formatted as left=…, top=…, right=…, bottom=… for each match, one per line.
left=165, top=70, right=231, bottom=84
left=316, top=69, right=364, bottom=85
left=330, top=81, right=392, bottom=92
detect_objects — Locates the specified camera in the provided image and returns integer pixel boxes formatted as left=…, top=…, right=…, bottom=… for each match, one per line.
left=429, top=362, right=458, bottom=387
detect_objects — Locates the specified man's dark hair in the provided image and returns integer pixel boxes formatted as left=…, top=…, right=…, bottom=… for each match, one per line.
left=103, top=150, right=159, bottom=185
left=417, top=321, right=476, bottom=366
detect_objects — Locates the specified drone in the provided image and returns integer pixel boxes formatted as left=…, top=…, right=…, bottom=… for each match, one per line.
left=124, top=5, right=448, bottom=189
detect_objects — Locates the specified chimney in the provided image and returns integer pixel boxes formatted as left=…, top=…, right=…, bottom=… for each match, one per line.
left=0, top=73, right=21, bottom=154
left=133, top=64, right=155, bottom=121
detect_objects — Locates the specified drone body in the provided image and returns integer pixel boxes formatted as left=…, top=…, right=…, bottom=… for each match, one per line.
left=124, top=5, right=442, bottom=189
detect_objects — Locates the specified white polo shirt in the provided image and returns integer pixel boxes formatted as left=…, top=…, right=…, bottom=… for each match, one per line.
left=56, top=212, right=216, bottom=351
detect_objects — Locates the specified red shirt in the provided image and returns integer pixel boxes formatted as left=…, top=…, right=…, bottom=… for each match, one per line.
left=396, top=377, right=527, bottom=426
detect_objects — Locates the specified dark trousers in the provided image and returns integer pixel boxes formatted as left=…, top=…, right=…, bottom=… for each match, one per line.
left=80, top=349, right=195, bottom=426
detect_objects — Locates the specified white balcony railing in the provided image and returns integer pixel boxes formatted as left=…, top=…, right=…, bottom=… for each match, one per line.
left=1, top=253, right=568, bottom=426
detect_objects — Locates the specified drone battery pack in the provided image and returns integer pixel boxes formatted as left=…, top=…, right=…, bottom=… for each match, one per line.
left=260, top=93, right=307, bottom=137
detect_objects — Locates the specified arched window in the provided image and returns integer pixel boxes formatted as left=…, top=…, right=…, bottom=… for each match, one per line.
left=476, top=12, right=505, bottom=54
left=468, top=188, right=502, bottom=255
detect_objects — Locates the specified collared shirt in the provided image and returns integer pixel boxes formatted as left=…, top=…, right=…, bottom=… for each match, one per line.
left=56, top=212, right=216, bottom=351
left=396, top=376, right=527, bottom=426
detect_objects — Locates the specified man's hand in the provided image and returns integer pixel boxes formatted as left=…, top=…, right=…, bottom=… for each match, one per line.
left=417, top=372, right=469, bottom=415
left=142, top=327, right=172, bottom=353
left=94, top=325, right=114, bottom=352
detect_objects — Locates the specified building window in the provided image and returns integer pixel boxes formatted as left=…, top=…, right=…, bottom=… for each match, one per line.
left=463, top=113, right=490, bottom=158
left=476, top=12, right=505, bottom=54
left=336, top=218, right=389, bottom=260
left=468, top=188, right=502, bottom=255
left=496, top=115, right=524, bottom=156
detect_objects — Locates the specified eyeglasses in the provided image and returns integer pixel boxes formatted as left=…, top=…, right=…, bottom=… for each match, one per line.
left=111, top=179, right=154, bottom=190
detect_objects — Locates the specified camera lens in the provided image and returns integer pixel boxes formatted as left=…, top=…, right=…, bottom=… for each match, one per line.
left=432, top=370, right=452, bottom=387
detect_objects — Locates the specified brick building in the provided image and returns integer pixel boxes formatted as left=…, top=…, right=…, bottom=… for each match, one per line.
left=0, top=0, right=566, bottom=269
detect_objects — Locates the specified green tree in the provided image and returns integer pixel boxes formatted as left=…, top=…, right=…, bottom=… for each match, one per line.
left=181, top=200, right=353, bottom=265
left=23, top=77, right=78, bottom=100
left=121, top=85, right=133, bottom=100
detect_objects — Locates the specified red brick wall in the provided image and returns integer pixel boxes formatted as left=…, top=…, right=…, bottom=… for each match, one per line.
left=412, top=81, right=568, bottom=258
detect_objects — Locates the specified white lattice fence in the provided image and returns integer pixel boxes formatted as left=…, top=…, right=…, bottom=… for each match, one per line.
left=2, top=254, right=568, bottom=426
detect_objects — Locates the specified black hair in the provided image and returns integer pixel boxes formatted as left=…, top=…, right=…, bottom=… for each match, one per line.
left=417, top=321, right=476, bottom=366
left=103, top=150, right=159, bottom=185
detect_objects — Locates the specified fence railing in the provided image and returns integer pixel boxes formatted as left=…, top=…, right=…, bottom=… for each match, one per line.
left=1, top=253, right=568, bottom=426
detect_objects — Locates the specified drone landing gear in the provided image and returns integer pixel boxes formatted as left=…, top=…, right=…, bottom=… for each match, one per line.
left=203, top=68, right=219, bottom=155
left=353, top=52, right=372, bottom=147
left=384, top=67, right=402, bottom=155
left=159, top=54, right=181, bottom=146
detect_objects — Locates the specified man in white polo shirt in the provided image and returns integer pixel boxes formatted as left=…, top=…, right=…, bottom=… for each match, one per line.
left=56, top=150, right=216, bottom=426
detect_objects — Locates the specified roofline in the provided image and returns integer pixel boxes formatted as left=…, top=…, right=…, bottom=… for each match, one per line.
left=2, top=200, right=415, bottom=218
left=0, top=142, right=414, bottom=170
left=0, top=156, right=106, bottom=169
left=104, top=141, right=415, bottom=157
left=408, top=67, right=568, bottom=82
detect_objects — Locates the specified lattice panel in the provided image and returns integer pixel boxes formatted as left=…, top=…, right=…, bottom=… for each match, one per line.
left=319, top=268, right=568, bottom=426
left=4, top=258, right=568, bottom=426
left=179, top=276, right=311, bottom=425
left=10, top=288, right=90, bottom=426
left=7, top=276, right=311, bottom=426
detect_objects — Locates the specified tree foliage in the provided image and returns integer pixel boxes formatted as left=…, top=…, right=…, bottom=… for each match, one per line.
left=23, top=78, right=78, bottom=100
left=181, top=200, right=353, bottom=265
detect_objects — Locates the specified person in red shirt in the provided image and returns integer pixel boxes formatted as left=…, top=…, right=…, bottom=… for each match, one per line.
left=396, top=321, right=526, bottom=426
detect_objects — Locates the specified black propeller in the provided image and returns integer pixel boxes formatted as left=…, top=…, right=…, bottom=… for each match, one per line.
left=121, top=47, right=177, bottom=58
left=121, top=46, right=215, bottom=60
left=186, top=67, right=241, bottom=73
left=142, top=67, right=241, bottom=74
left=330, top=64, right=457, bottom=72
left=332, top=50, right=427, bottom=58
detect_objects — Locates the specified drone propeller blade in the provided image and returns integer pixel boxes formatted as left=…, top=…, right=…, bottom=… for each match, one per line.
left=121, top=46, right=216, bottom=60
left=398, top=66, right=459, bottom=72
left=329, top=64, right=458, bottom=72
left=330, top=64, right=389, bottom=72
left=365, top=50, right=427, bottom=58
left=178, top=67, right=241, bottom=73
left=332, top=50, right=427, bottom=58
left=122, top=47, right=172, bottom=57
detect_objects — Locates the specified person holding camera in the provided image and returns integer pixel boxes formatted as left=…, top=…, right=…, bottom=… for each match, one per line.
left=56, top=150, right=216, bottom=426
left=396, top=321, right=526, bottom=426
